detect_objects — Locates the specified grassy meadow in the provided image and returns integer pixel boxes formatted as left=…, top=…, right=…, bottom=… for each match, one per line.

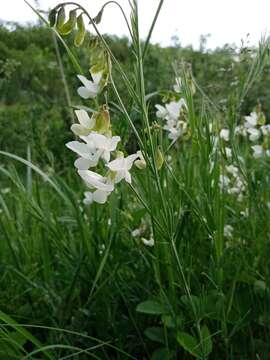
left=0, top=1, right=270, bottom=359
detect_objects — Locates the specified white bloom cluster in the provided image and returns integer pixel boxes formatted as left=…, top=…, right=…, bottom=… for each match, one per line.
left=155, top=99, right=187, bottom=141
left=65, top=75, right=140, bottom=205
left=219, top=164, right=245, bottom=201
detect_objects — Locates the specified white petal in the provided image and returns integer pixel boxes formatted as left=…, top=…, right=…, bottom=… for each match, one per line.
left=107, top=157, right=125, bottom=171
left=78, top=170, right=114, bottom=192
left=109, top=136, right=121, bottom=151
left=75, top=109, right=94, bottom=128
left=83, top=192, right=93, bottom=205
left=92, top=189, right=109, bottom=204
left=77, top=87, right=93, bottom=99
left=124, top=171, right=132, bottom=183
left=71, top=124, right=89, bottom=136
left=126, top=154, right=139, bottom=169
left=66, top=141, right=92, bottom=159
left=74, top=157, right=95, bottom=170
left=91, top=71, right=103, bottom=84
left=77, top=74, right=93, bottom=88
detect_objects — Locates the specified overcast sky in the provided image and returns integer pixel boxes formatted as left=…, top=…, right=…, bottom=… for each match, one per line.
left=1, top=0, right=270, bottom=49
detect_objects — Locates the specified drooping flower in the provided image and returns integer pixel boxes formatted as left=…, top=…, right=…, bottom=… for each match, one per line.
left=77, top=71, right=103, bottom=99
left=78, top=170, right=114, bottom=192
left=71, top=109, right=96, bottom=136
left=83, top=189, right=111, bottom=205
left=107, top=153, right=139, bottom=184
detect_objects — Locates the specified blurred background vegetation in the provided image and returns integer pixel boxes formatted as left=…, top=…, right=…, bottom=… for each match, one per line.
left=1, top=23, right=270, bottom=170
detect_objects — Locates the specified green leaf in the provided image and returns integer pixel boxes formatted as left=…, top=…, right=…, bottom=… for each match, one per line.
left=200, top=325, right=212, bottom=357
left=136, top=300, right=170, bottom=315
left=144, top=327, right=165, bottom=344
left=151, top=348, right=174, bottom=360
left=74, top=14, right=86, bottom=47
left=176, top=331, right=200, bottom=358
left=58, top=9, right=77, bottom=36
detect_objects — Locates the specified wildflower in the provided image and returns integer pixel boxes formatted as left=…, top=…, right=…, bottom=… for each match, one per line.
left=244, top=112, right=258, bottom=128
left=251, top=145, right=263, bottom=159
left=247, top=128, right=260, bottom=142
left=131, top=228, right=141, bottom=237
left=78, top=170, right=114, bottom=192
left=134, top=150, right=146, bottom=169
left=66, top=140, right=101, bottom=169
left=77, top=71, right=103, bottom=99
left=83, top=189, right=111, bottom=205
left=155, top=104, right=168, bottom=119
left=224, top=225, right=233, bottom=238
left=71, top=109, right=96, bottom=136
left=81, top=133, right=121, bottom=162
left=141, top=236, right=154, bottom=247
left=107, top=153, right=139, bottom=184
left=165, top=99, right=186, bottom=120
left=261, top=124, right=270, bottom=136
left=225, top=147, right=232, bottom=158
left=220, top=129, right=229, bottom=142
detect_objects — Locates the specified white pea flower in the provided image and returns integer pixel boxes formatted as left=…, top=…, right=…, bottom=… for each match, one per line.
left=107, top=153, right=139, bottom=184
left=131, top=228, right=141, bottom=237
left=244, top=112, right=258, bottom=128
left=261, top=124, right=270, bottom=136
left=251, top=145, right=263, bottom=159
left=135, top=150, right=146, bottom=169
left=66, top=140, right=102, bottom=169
left=247, top=128, right=260, bottom=142
left=165, top=99, right=186, bottom=120
left=77, top=71, right=103, bottom=99
left=81, top=133, right=121, bottom=163
left=225, top=147, right=232, bottom=158
left=226, top=165, right=239, bottom=178
left=71, top=109, right=96, bottom=136
left=224, top=225, right=233, bottom=238
left=78, top=170, right=114, bottom=193
left=220, top=129, right=229, bottom=142
left=141, top=236, right=155, bottom=247
left=83, top=190, right=111, bottom=205
left=155, top=104, right=168, bottom=119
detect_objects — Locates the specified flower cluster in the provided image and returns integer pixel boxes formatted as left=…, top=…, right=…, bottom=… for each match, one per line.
left=66, top=72, right=140, bottom=205
left=155, top=78, right=188, bottom=142
left=219, top=164, right=245, bottom=201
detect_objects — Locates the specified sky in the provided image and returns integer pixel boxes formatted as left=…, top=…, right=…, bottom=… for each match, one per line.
left=1, top=0, right=270, bottom=49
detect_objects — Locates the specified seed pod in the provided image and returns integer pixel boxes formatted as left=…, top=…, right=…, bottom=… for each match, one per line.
left=56, top=7, right=65, bottom=29
left=93, top=8, right=104, bottom=24
left=74, top=14, right=86, bottom=47
left=58, top=9, right=77, bottom=36
left=156, top=148, right=164, bottom=170
left=93, top=107, right=111, bottom=134
left=48, top=8, right=57, bottom=27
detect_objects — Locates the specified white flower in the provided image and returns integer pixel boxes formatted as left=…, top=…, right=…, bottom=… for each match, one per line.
left=165, top=99, right=186, bottom=120
left=225, top=147, right=232, bottom=158
left=78, top=170, right=114, bottom=192
left=135, top=150, right=146, bottom=169
left=83, top=190, right=111, bottom=205
left=224, top=225, right=233, bottom=238
left=71, top=109, right=96, bottom=136
left=244, top=112, right=258, bottom=128
left=77, top=71, right=103, bottom=99
left=173, top=77, right=182, bottom=93
left=220, top=129, right=229, bottom=142
left=219, top=174, right=230, bottom=189
left=251, top=145, right=263, bottom=159
left=226, top=165, right=239, bottom=177
left=247, top=128, right=260, bottom=142
left=155, top=104, right=168, bottom=119
left=107, top=153, right=139, bottom=184
left=131, top=228, right=141, bottom=237
left=261, top=124, right=270, bottom=136
left=141, top=236, right=154, bottom=247
left=66, top=140, right=102, bottom=169
left=81, top=133, right=121, bottom=163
